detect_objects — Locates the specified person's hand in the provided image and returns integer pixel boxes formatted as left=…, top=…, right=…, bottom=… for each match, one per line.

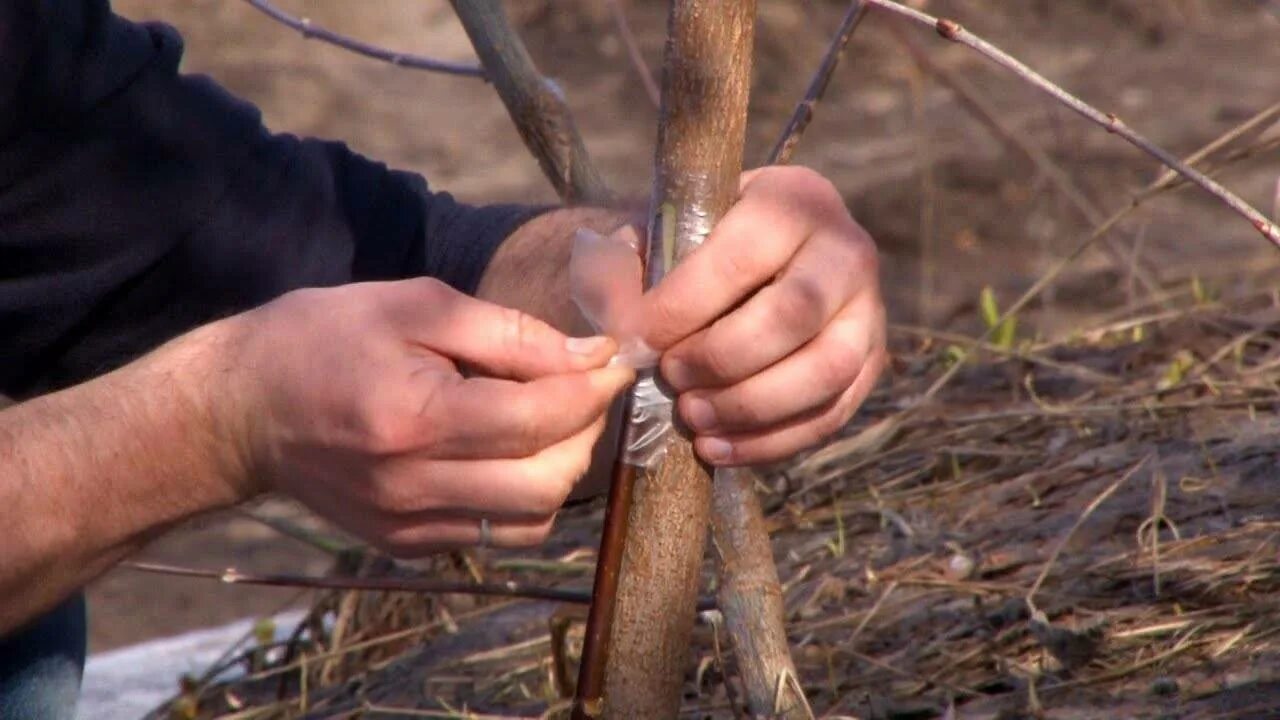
left=637, top=165, right=886, bottom=466
left=220, top=278, right=632, bottom=556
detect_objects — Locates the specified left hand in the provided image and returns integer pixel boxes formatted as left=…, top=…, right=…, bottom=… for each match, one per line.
left=637, top=165, right=886, bottom=466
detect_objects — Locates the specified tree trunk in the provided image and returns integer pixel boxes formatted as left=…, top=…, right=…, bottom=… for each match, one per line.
left=600, top=3, right=757, bottom=717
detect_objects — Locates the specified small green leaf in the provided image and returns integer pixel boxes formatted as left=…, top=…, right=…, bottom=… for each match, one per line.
left=994, top=316, right=1017, bottom=350
left=1157, top=349, right=1196, bottom=390
left=979, top=286, right=1001, bottom=329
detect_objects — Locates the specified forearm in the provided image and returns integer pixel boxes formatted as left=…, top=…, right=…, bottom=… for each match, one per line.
left=0, top=321, right=252, bottom=635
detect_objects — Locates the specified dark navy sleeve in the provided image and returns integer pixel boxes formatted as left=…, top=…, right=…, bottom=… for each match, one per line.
left=0, top=1, right=543, bottom=396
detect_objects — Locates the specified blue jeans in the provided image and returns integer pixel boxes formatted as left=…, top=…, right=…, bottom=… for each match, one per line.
left=0, top=594, right=86, bottom=720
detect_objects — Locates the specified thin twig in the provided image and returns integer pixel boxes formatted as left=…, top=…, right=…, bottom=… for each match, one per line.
left=767, top=1, right=869, bottom=165
left=888, top=24, right=1163, bottom=297
left=919, top=119, right=1277, bottom=401
left=126, top=561, right=593, bottom=605
left=866, top=0, right=1280, bottom=245
left=243, top=0, right=484, bottom=78
left=604, top=0, right=660, bottom=108
left=1026, top=455, right=1150, bottom=613
left=126, top=561, right=720, bottom=611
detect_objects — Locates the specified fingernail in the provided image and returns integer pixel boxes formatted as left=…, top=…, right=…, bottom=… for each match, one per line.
left=683, top=396, right=716, bottom=432
left=664, top=359, right=694, bottom=390
left=566, top=336, right=610, bottom=356
left=699, top=437, right=733, bottom=464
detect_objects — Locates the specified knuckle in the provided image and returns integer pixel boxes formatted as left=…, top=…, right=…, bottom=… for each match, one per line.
left=646, top=292, right=689, bottom=347
left=405, top=276, right=451, bottom=310
left=773, top=279, right=828, bottom=337
left=499, top=306, right=544, bottom=355
left=815, top=330, right=864, bottom=391
left=509, top=393, right=551, bottom=452
left=365, top=475, right=410, bottom=514
left=359, top=404, right=414, bottom=455
left=698, top=341, right=740, bottom=385
left=715, top=243, right=766, bottom=287
left=845, top=228, right=880, bottom=275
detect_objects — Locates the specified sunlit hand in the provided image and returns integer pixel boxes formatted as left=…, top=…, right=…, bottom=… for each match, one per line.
left=637, top=165, right=886, bottom=466
left=223, top=278, right=632, bottom=555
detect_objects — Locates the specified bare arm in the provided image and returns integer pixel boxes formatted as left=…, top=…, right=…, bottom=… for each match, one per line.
left=0, top=272, right=631, bottom=636
left=0, top=322, right=249, bottom=635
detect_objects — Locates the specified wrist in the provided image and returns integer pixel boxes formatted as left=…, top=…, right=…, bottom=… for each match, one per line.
left=126, top=315, right=264, bottom=505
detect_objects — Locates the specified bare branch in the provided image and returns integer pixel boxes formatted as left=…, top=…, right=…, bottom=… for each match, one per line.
left=768, top=0, right=869, bottom=166
left=866, top=0, right=1280, bottom=246
left=243, top=0, right=484, bottom=78
left=605, top=0, right=661, bottom=108
left=450, top=0, right=611, bottom=204
left=887, top=24, right=1163, bottom=297
left=126, top=561, right=593, bottom=605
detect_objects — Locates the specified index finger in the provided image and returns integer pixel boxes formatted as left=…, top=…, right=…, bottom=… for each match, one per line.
left=422, top=364, right=634, bottom=460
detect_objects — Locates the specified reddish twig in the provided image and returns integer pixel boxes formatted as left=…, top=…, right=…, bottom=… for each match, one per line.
left=866, top=0, right=1280, bottom=246
left=572, top=460, right=636, bottom=717
left=768, top=0, right=869, bottom=165
left=605, top=0, right=661, bottom=108
left=243, top=0, right=484, bottom=78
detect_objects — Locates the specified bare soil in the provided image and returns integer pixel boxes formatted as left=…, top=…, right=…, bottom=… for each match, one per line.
left=96, top=5, right=1280, bottom=713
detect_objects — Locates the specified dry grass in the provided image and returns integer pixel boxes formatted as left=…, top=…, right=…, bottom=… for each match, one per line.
left=150, top=255, right=1280, bottom=718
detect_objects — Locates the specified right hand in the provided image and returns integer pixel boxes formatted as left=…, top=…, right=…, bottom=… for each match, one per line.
left=218, top=278, right=632, bottom=556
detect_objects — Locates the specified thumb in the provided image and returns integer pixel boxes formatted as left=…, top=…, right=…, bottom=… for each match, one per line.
left=388, top=277, right=618, bottom=380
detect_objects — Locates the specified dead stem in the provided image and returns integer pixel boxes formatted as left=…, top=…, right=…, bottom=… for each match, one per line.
left=125, top=561, right=596, bottom=605
left=1026, top=456, right=1150, bottom=614
left=866, top=0, right=1280, bottom=245
left=604, top=0, right=660, bottom=107
left=243, top=0, right=484, bottom=77
left=767, top=1, right=869, bottom=166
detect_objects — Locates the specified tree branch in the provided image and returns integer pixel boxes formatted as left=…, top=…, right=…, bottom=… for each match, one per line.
left=767, top=0, right=869, bottom=166
left=887, top=24, right=1164, bottom=297
left=126, top=561, right=595, bottom=605
left=605, top=0, right=661, bottom=108
left=243, top=0, right=484, bottom=78
left=449, top=0, right=611, bottom=204
left=865, top=0, right=1280, bottom=246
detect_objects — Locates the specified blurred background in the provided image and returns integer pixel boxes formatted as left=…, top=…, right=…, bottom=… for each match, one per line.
left=94, top=0, right=1280, bottom=654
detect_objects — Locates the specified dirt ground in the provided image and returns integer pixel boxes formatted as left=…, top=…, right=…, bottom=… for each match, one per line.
left=91, top=0, right=1280, bottom=660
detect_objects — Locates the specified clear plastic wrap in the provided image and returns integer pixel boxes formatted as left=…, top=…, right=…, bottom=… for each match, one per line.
left=570, top=227, right=672, bottom=467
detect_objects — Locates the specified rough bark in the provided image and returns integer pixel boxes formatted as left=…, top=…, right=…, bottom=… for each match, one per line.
left=711, top=469, right=808, bottom=718
left=599, top=3, right=757, bottom=717
left=450, top=0, right=611, bottom=205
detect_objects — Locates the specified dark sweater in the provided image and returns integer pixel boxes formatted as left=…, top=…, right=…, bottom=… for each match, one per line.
left=0, top=0, right=540, bottom=398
